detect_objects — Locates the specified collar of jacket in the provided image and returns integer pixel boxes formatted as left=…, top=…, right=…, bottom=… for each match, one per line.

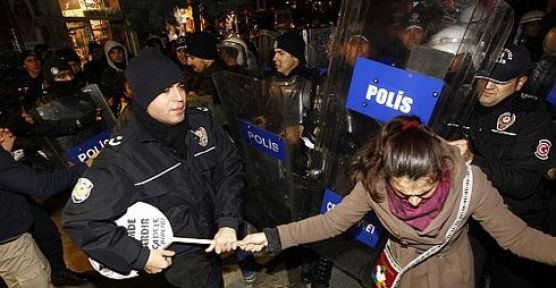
left=115, top=104, right=193, bottom=144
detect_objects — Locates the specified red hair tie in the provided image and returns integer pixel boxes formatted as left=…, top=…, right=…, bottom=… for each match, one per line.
left=402, top=120, right=421, bottom=131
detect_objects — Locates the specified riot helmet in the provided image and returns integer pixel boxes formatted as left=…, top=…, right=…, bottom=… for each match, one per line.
left=42, top=56, right=77, bottom=96
left=220, top=36, right=248, bottom=66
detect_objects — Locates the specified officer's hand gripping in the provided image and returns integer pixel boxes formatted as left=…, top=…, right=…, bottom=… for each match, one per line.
left=144, top=249, right=175, bottom=274
left=205, top=227, right=237, bottom=254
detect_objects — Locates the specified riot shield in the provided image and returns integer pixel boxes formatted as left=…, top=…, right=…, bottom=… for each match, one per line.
left=252, top=29, right=276, bottom=75
left=32, top=84, right=116, bottom=167
left=301, top=0, right=513, bottom=285
left=303, top=27, right=335, bottom=72
left=213, top=71, right=315, bottom=229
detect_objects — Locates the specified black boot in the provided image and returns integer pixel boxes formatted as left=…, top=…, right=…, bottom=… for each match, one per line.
left=311, top=257, right=333, bottom=288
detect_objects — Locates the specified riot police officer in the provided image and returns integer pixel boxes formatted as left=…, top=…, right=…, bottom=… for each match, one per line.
left=35, top=56, right=103, bottom=158
left=450, top=44, right=553, bottom=288
left=16, top=51, right=45, bottom=111
left=63, top=49, right=244, bottom=288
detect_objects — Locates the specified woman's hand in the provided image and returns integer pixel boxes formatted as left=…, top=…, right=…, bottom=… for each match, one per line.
left=237, top=232, right=268, bottom=253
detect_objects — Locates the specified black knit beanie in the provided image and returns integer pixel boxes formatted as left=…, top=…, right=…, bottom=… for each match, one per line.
left=125, top=48, right=184, bottom=111
left=185, top=31, right=218, bottom=60
left=275, top=32, right=305, bottom=63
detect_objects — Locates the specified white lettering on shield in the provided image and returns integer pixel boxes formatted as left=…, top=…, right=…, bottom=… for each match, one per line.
left=365, top=84, right=413, bottom=113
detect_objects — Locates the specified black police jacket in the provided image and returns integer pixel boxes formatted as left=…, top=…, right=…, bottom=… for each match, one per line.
left=465, top=92, right=553, bottom=222
left=63, top=107, right=244, bottom=274
left=0, top=149, right=85, bottom=242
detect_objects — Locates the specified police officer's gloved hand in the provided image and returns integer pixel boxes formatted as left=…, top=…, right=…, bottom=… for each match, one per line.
left=77, top=109, right=101, bottom=129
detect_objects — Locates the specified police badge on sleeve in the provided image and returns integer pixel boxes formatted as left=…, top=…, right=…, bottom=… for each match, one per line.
left=72, top=178, right=93, bottom=203
left=534, top=139, right=552, bottom=160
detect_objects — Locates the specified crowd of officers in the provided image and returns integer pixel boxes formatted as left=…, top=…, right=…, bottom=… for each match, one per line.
left=0, top=3, right=556, bottom=288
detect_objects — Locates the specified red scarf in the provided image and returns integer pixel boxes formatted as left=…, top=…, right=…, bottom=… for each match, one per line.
left=385, top=165, right=451, bottom=231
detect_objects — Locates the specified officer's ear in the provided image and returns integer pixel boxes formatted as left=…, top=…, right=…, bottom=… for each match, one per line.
left=516, top=75, right=528, bottom=91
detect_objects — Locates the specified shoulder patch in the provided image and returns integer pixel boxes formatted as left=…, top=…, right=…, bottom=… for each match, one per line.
left=72, top=178, right=93, bottom=203
left=534, top=139, right=552, bottom=160
left=496, top=112, right=516, bottom=131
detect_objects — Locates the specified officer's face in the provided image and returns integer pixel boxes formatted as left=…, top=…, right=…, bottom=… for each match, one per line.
left=186, top=54, right=209, bottom=73
left=477, top=76, right=527, bottom=107
left=341, top=38, right=371, bottom=66
left=399, top=27, right=426, bottom=49
left=147, top=83, right=187, bottom=125
left=109, top=48, right=125, bottom=64
left=176, top=47, right=187, bottom=65
left=23, top=56, right=41, bottom=74
left=273, top=48, right=299, bottom=76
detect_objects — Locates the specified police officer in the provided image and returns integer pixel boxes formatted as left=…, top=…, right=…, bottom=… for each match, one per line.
left=16, top=51, right=45, bottom=111
left=184, top=31, right=228, bottom=105
left=269, top=32, right=318, bottom=142
left=390, top=8, right=428, bottom=68
left=35, top=56, right=103, bottom=157
left=183, top=32, right=229, bottom=126
left=63, top=49, right=243, bottom=288
left=56, top=48, right=87, bottom=90
left=449, top=44, right=553, bottom=288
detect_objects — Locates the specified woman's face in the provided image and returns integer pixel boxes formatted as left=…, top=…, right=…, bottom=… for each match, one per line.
left=388, top=176, right=438, bottom=207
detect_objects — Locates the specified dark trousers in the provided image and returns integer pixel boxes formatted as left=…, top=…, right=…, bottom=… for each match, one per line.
left=165, top=253, right=223, bottom=288
left=28, top=201, right=67, bottom=273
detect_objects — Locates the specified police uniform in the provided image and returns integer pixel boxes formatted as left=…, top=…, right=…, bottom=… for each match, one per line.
left=464, top=92, right=553, bottom=288
left=63, top=49, right=243, bottom=288
left=63, top=106, right=243, bottom=286
left=465, top=92, right=552, bottom=221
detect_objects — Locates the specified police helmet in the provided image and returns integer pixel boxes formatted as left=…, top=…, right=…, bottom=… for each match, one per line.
left=220, top=36, right=248, bottom=66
